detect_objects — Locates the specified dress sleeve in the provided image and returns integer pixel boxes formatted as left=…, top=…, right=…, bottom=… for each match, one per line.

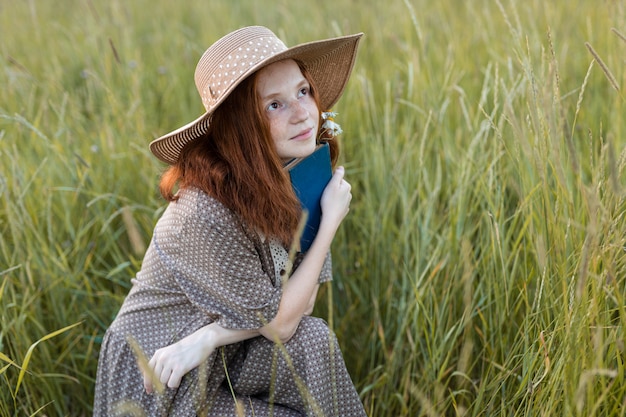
left=319, top=252, right=333, bottom=283
left=271, top=241, right=333, bottom=284
left=292, top=251, right=333, bottom=283
left=157, top=191, right=282, bottom=330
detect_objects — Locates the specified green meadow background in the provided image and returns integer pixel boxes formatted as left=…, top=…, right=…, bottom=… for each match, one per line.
left=2, top=0, right=626, bottom=415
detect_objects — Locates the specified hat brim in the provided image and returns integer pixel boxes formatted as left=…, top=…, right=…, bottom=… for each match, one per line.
left=149, top=32, right=363, bottom=165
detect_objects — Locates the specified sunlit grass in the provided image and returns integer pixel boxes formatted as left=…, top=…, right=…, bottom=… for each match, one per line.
left=1, top=0, right=626, bottom=415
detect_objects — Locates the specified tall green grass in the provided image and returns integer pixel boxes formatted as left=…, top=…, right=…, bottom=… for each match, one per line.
left=1, top=0, right=625, bottom=415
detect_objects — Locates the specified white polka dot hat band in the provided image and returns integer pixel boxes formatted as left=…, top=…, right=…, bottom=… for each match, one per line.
left=149, top=26, right=363, bottom=165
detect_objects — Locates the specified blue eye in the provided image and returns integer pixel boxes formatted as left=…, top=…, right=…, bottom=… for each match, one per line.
left=298, top=87, right=309, bottom=97
left=267, top=101, right=280, bottom=111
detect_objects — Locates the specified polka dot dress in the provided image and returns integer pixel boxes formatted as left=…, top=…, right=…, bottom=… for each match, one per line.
left=93, top=188, right=366, bottom=416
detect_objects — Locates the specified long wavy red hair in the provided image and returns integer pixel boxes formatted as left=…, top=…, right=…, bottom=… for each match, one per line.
left=159, top=62, right=339, bottom=246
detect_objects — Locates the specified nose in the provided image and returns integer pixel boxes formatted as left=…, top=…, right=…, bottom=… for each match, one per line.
left=290, top=100, right=309, bottom=123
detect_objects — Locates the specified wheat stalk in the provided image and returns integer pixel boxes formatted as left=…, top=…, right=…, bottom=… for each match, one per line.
left=611, top=27, right=626, bottom=44
left=585, top=42, right=620, bottom=91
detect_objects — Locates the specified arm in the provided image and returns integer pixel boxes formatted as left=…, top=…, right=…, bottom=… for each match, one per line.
left=144, top=167, right=350, bottom=391
left=145, top=278, right=320, bottom=392
left=259, top=166, right=351, bottom=343
left=303, top=284, right=320, bottom=316
left=144, top=322, right=260, bottom=393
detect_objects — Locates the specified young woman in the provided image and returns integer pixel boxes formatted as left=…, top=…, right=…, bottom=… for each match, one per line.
left=94, top=26, right=365, bottom=416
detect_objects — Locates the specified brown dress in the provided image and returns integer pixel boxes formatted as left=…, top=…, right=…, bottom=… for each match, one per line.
left=93, top=188, right=366, bottom=416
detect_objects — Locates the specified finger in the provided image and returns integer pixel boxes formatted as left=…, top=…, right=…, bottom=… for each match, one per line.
left=168, top=368, right=184, bottom=389
left=144, top=353, right=159, bottom=393
left=159, top=366, right=173, bottom=385
left=148, top=350, right=160, bottom=371
left=143, top=360, right=156, bottom=394
left=331, top=166, right=345, bottom=184
left=143, top=373, right=153, bottom=394
left=152, top=361, right=163, bottom=381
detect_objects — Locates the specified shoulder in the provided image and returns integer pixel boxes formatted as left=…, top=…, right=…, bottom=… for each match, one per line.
left=156, top=188, right=263, bottom=254
left=169, top=187, right=255, bottom=242
left=169, top=187, right=220, bottom=212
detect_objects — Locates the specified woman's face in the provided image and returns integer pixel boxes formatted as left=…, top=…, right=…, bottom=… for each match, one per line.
left=256, top=59, right=319, bottom=162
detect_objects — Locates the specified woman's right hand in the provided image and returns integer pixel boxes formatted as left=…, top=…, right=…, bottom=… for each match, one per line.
left=320, top=166, right=352, bottom=231
left=143, top=326, right=216, bottom=393
left=142, top=323, right=260, bottom=393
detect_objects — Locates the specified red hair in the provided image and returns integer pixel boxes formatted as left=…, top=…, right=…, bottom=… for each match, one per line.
left=159, top=62, right=339, bottom=246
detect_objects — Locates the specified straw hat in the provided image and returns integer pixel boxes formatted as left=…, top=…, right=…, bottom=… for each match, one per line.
left=149, top=26, right=363, bottom=164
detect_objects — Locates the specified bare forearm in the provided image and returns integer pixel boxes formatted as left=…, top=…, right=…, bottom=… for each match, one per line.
left=260, top=166, right=351, bottom=343
left=304, top=284, right=320, bottom=316
left=144, top=322, right=260, bottom=392
left=260, top=224, right=334, bottom=342
left=208, top=322, right=260, bottom=347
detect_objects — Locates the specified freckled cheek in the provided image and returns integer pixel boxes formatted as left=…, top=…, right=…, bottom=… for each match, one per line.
left=268, top=120, right=285, bottom=145
left=306, top=103, right=320, bottom=124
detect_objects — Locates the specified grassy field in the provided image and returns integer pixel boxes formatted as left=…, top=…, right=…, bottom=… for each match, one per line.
left=1, top=0, right=626, bottom=415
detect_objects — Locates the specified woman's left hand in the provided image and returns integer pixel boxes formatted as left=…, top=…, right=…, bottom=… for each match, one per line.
left=143, top=325, right=215, bottom=393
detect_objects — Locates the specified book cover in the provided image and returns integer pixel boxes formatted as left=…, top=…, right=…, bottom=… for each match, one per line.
left=286, top=142, right=333, bottom=252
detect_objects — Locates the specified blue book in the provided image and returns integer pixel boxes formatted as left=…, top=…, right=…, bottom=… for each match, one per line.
left=286, top=142, right=333, bottom=252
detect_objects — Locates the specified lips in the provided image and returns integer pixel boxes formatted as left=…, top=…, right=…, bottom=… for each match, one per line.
left=291, top=127, right=314, bottom=141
